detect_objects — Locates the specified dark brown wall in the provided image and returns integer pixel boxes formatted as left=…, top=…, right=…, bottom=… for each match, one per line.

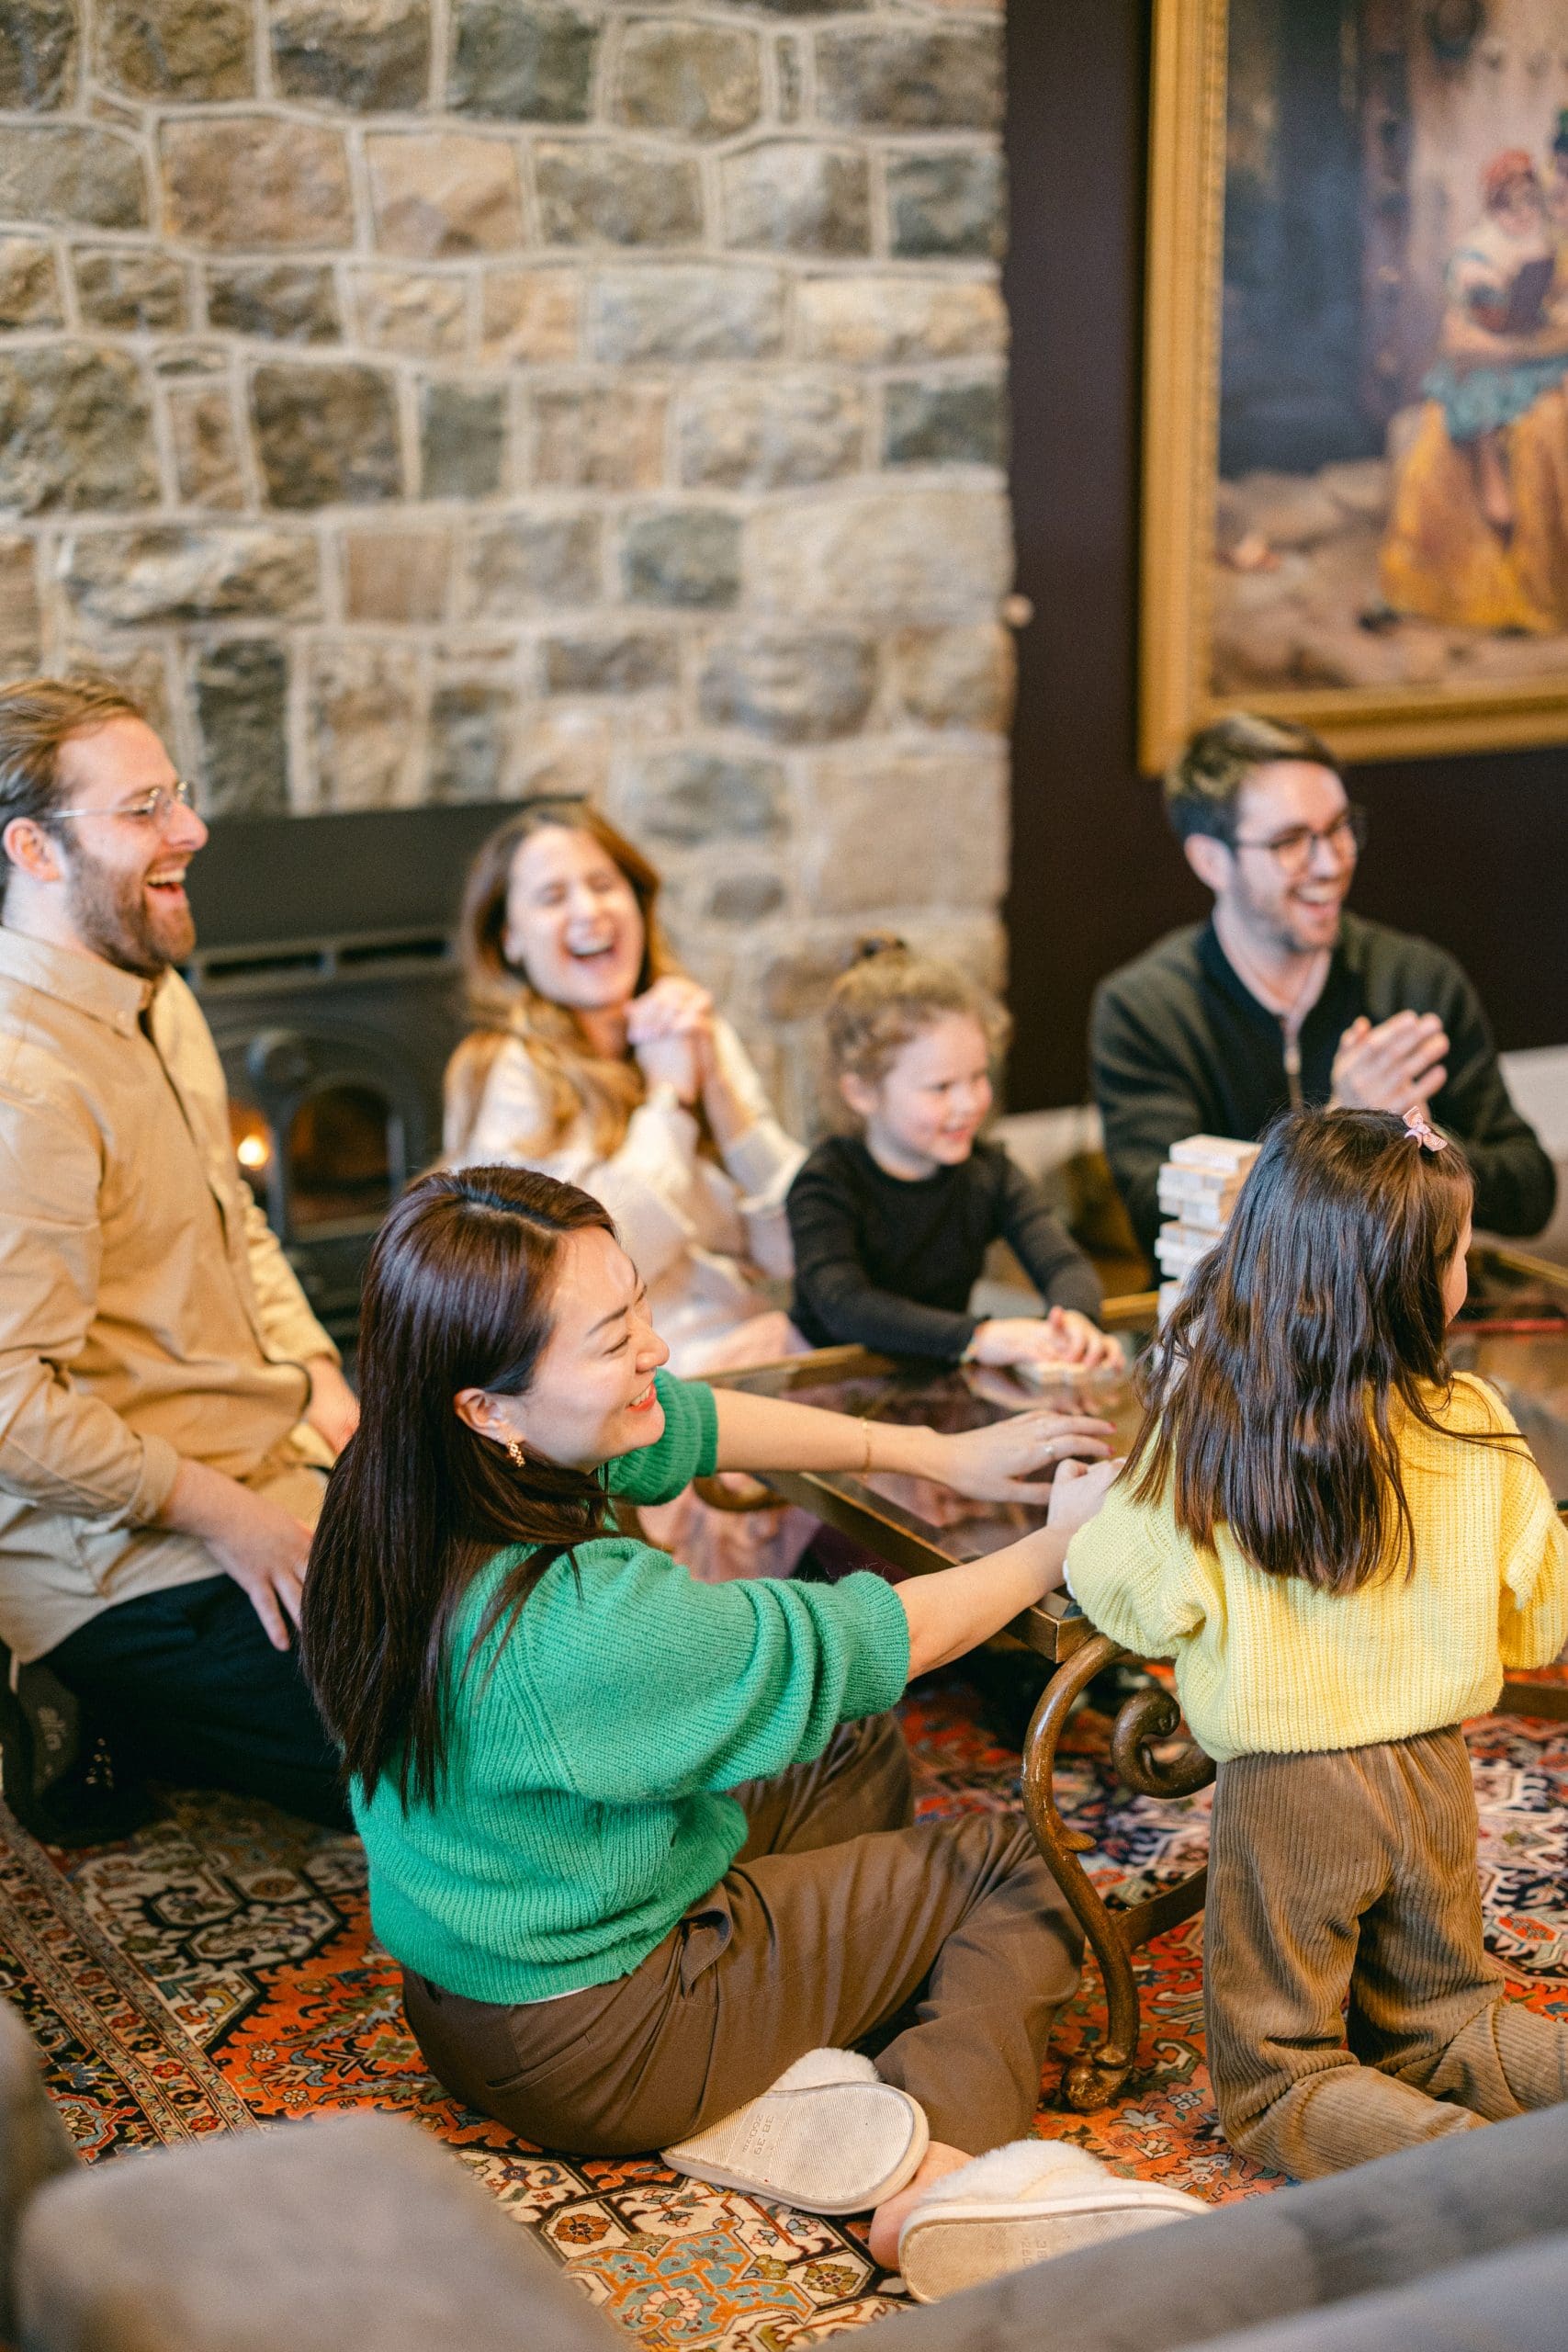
left=1003, top=0, right=1568, bottom=1113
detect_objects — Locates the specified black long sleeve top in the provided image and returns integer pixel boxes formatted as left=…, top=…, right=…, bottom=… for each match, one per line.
left=786, top=1134, right=1104, bottom=1362
left=1091, top=914, right=1556, bottom=1259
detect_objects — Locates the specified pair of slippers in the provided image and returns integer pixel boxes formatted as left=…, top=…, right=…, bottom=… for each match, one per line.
left=663, top=2049, right=1205, bottom=2303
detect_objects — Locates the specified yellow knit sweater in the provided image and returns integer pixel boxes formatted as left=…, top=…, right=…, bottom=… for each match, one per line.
left=1065, top=1374, right=1568, bottom=1762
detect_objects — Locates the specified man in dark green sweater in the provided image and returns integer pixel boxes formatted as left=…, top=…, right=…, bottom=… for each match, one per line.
left=1091, top=713, right=1555, bottom=1260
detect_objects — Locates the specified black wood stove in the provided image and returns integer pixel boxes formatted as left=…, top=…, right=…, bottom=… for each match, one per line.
left=185, top=805, right=507, bottom=1345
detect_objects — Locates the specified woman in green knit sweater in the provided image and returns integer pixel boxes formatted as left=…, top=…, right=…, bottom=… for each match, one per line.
left=300, top=1164, right=1131, bottom=2276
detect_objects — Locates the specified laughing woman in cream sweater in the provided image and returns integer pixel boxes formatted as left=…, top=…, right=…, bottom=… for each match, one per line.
left=444, top=799, right=808, bottom=1579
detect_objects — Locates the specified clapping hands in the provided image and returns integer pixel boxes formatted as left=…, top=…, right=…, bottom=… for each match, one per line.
left=626, top=977, right=715, bottom=1106
left=1331, top=1011, right=1448, bottom=1115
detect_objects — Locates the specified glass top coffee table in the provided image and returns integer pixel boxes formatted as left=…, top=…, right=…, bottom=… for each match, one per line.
left=709, top=1252, right=1568, bottom=2109
left=706, top=1290, right=1205, bottom=2110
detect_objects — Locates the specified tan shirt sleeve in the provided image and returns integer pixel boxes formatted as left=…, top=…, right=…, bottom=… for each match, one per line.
left=239, top=1189, right=337, bottom=1368
left=0, top=1081, right=178, bottom=1526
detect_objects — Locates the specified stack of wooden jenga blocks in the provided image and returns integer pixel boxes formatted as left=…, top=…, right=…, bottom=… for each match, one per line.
left=1155, top=1135, right=1261, bottom=1320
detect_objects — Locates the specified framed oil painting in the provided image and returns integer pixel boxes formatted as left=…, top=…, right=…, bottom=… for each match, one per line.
left=1141, top=0, right=1568, bottom=769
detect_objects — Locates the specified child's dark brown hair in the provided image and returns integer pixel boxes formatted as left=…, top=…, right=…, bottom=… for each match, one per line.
left=1126, top=1106, right=1506, bottom=1593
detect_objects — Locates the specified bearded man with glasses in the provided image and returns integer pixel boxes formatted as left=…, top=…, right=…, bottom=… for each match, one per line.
left=0, top=674, right=358, bottom=1841
left=1092, top=712, right=1554, bottom=1260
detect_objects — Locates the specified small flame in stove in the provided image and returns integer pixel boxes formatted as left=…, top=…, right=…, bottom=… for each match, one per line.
left=231, top=1097, right=275, bottom=1181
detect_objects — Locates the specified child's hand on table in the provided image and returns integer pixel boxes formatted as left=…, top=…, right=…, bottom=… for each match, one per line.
left=1040, top=1306, right=1124, bottom=1372
left=967, top=1310, right=1122, bottom=1375
left=1046, top=1453, right=1122, bottom=1533
left=936, top=1410, right=1114, bottom=1505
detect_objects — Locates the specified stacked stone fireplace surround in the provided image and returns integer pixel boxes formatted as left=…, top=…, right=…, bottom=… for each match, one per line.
left=0, top=0, right=1011, bottom=1128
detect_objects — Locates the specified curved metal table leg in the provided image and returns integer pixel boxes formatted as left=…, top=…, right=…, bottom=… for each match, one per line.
left=1021, top=1634, right=1142, bottom=2111
left=1021, top=1640, right=1215, bottom=2112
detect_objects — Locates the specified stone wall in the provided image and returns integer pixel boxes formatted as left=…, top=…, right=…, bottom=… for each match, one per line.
left=0, top=0, right=1011, bottom=1125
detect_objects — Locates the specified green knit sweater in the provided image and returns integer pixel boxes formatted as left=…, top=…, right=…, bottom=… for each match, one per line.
left=353, top=1374, right=912, bottom=2003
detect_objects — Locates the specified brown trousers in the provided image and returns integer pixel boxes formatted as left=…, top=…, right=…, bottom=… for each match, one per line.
left=1205, top=1725, right=1568, bottom=2179
left=402, top=1712, right=1081, bottom=2158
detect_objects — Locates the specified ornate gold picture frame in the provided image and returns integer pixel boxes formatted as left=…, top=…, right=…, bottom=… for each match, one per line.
left=1141, top=0, right=1568, bottom=772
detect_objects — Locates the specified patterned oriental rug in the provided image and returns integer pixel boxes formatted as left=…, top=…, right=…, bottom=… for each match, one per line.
left=3, top=1679, right=1567, bottom=2349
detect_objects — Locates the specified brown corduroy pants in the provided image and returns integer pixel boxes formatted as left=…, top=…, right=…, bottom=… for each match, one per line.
left=1205, top=1725, right=1568, bottom=2179
left=402, top=1712, right=1082, bottom=2159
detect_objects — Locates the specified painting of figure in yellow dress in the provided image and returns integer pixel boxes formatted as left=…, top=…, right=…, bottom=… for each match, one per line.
left=1382, top=141, right=1568, bottom=634
left=1142, top=0, right=1568, bottom=766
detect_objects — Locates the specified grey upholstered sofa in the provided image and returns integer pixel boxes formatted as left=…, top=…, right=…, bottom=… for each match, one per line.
left=3, top=2000, right=1563, bottom=2352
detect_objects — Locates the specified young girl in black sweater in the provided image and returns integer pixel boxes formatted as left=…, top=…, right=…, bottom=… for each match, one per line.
left=787, top=942, right=1121, bottom=1372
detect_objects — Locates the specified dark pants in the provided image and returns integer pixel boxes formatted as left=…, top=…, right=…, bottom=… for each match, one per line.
left=404, top=1713, right=1082, bottom=2156
left=43, top=1576, right=349, bottom=1831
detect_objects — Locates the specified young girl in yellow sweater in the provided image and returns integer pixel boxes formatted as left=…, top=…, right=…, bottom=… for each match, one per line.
left=1064, top=1104, right=1568, bottom=2180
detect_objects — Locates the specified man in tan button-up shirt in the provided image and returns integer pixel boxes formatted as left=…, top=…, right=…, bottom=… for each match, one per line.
left=0, top=675, right=360, bottom=1839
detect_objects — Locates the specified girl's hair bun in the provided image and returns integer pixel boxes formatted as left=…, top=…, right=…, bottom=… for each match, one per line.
left=826, top=938, right=1009, bottom=1086
left=849, top=932, right=908, bottom=968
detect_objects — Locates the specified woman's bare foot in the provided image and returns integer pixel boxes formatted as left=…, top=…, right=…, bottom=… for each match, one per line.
left=868, top=2143, right=971, bottom=2270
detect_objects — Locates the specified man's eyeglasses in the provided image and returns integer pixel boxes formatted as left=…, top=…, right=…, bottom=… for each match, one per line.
left=1230, top=804, right=1367, bottom=876
left=52, top=779, right=198, bottom=828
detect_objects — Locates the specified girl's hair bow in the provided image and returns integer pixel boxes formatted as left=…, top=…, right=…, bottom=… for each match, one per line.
left=1403, top=1106, right=1448, bottom=1151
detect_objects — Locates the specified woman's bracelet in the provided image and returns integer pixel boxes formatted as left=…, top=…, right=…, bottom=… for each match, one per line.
left=859, top=1418, right=874, bottom=1475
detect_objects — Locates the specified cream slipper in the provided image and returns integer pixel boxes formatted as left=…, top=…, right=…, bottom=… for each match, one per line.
left=662, top=2049, right=930, bottom=2215
left=897, top=2138, right=1207, bottom=2303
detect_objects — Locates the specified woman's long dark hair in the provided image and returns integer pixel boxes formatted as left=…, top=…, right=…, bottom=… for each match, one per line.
left=1126, top=1106, right=1501, bottom=1593
left=300, top=1165, right=616, bottom=1808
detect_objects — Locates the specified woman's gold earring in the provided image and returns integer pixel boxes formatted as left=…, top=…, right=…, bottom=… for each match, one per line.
left=505, top=1435, right=526, bottom=1470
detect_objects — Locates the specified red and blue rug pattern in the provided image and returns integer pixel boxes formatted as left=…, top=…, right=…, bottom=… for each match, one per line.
left=2, top=1680, right=1566, bottom=2348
